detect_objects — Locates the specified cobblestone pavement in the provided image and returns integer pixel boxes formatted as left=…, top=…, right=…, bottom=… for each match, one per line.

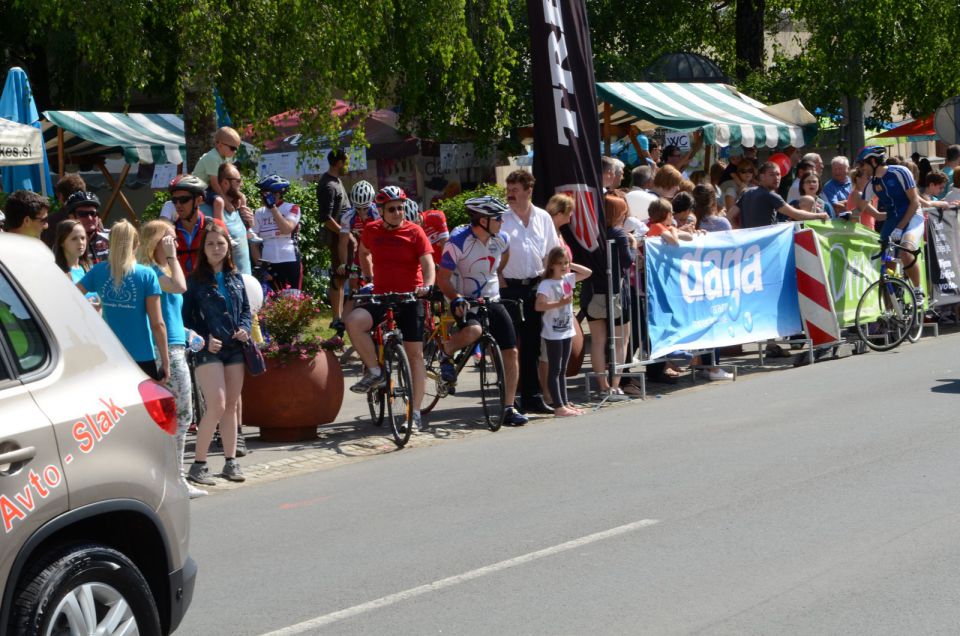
left=184, top=338, right=873, bottom=495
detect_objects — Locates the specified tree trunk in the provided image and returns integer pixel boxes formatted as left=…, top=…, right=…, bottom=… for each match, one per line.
left=846, top=94, right=865, bottom=159
left=735, top=0, right=766, bottom=82
left=182, top=85, right=216, bottom=172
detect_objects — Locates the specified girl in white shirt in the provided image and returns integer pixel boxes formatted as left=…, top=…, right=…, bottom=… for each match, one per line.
left=535, top=247, right=591, bottom=417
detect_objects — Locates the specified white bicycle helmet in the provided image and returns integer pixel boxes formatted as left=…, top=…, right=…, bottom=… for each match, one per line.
left=350, top=180, right=376, bottom=207
left=403, top=198, right=420, bottom=222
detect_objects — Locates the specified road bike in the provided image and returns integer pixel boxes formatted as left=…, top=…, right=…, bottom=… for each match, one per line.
left=421, top=297, right=516, bottom=431
left=854, top=240, right=923, bottom=352
left=358, top=292, right=418, bottom=447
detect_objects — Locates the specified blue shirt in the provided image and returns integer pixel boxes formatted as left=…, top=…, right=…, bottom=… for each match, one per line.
left=151, top=265, right=186, bottom=346
left=222, top=208, right=252, bottom=275
left=216, top=272, right=233, bottom=315
left=863, top=165, right=916, bottom=222
left=80, top=262, right=162, bottom=362
left=822, top=177, right=852, bottom=207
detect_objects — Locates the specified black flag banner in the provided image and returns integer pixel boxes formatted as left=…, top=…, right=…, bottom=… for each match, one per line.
left=926, top=207, right=960, bottom=307
left=526, top=0, right=606, bottom=270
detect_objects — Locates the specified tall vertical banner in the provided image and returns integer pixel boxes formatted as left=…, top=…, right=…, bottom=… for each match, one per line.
left=645, top=225, right=803, bottom=359
left=925, top=208, right=960, bottom=307
left=527, top=0, right=606, bottom=272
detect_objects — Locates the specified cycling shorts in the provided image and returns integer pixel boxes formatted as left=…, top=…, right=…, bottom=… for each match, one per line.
left=355, top=299, right=425, bottom=343
left=881, top=213, right=924, bottom=250
left=463, top=301, right=517, bottom=350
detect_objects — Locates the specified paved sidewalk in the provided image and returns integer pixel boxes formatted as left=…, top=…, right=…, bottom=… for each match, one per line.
left=183, top=338, right=873, bottom=495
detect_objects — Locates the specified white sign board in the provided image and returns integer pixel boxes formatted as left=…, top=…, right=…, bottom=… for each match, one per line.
left=663, top=132, right=690, bottom=151
left=151, top=163, right=179, bottom=189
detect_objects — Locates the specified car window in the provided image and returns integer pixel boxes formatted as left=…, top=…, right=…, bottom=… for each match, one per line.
left=0, top=273, right=48, bottom=375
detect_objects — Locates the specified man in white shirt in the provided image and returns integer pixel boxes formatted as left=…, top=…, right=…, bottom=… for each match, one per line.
left=602, top=156, right=625, bottom=192
left=500, top=170, right=561, bottom=413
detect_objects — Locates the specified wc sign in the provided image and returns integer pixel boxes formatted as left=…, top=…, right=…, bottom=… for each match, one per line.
left=663, top=132, right=690, bottom=151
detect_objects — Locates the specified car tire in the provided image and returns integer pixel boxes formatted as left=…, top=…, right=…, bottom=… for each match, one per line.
left=11, top=543, right=162, bottom=636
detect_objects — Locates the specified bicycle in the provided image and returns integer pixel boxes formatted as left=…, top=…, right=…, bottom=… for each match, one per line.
left=422, top=297, right=519, bottom=431
left=853, top=240, right=924, bottom=352
left=356, top=292, right=418, bottom=447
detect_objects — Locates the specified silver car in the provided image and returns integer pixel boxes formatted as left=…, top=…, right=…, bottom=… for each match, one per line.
left=0, top=233, right=195, bottom=635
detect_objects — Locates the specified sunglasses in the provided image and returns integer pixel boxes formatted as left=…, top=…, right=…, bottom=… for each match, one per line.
left=76, top=210, right=99, bottom=218
left=171, top=195, right=195, bottom=205
left=220, top=142, right=239, bottom=152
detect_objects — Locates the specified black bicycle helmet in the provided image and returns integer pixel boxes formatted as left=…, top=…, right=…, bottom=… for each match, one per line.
left=63, top=191, right=101, bottom=216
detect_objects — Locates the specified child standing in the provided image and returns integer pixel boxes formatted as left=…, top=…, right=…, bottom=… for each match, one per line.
left=535, top=247, right=591, bottom=417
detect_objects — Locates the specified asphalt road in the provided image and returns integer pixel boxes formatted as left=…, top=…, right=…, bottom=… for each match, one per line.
left=179, top=334, right=960, bottom=635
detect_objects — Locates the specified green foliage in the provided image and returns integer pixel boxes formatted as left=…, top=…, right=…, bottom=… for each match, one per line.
left=436, top=183, right=506, bottom=231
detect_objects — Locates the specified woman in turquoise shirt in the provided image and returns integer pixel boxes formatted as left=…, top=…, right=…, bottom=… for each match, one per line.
left=53, top=219, right=89, bottom=283
left=77, top=220, right=169, bottom=382
left=138, top=219, right=208, bottom=498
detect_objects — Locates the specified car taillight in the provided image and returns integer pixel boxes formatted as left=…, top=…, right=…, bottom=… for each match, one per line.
left=138, top=380, right=178, bottom=435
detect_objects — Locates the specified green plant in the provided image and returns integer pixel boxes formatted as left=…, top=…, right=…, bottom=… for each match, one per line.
left=257, top=290, right=335, bottom=362
left=436, top=182, right=507, bottom=231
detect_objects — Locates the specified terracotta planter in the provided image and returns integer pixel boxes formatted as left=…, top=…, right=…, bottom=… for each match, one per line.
left=242, top=350, right=344, bottom=442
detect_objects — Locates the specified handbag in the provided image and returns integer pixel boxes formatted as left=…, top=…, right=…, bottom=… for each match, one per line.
left=587, top=292, right=623, bottom=320
left=242, top=340, right=267, bottom=376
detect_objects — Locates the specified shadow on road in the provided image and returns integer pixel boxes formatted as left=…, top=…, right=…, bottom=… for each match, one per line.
left=931, top=378, right=960, bottom=394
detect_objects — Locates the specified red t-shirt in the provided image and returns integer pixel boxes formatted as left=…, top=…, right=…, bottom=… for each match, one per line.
left=421, top=209, right=450, bottom=265
left=361, top=220, right=432, bottom=293
left=645, top=222, right=671, bottom=238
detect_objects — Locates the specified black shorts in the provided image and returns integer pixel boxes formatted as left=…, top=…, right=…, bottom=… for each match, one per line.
left=463, top=301, right=517, bottom=350
left=265, top=260, right=302, bottom=291
left=356, top=299, right=425, bottom=343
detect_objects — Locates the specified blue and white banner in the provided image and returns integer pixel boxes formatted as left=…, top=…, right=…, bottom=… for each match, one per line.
left=645, top=224, right=802, bottom=359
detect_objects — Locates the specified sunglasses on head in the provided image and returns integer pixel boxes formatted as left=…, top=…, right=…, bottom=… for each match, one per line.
left=171, top=195, right=195, bottom=205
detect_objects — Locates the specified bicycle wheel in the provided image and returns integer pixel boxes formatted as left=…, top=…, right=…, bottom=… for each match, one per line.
left=477, top=336, right=505, bottom=431
left=384, top=340, right=414, bottom=447
left=367, top=387, right=384, bottom=426
left=421, top=334, right=446, bottom=415
left=854, top=277, right=917, bottom=351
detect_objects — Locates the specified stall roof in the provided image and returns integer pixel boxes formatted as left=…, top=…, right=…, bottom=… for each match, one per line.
left=595, top=82, right=817, bottom=149
left=42, top=111, right=187, bottom=165
left=871, top=114, right=936, bottom=140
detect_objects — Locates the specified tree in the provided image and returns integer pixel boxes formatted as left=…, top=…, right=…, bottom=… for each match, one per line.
left=6, top=0, right=519, bottom=167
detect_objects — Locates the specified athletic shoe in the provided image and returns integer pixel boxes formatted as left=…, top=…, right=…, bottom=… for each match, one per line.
left=187, top=462, right=216, bottom=486
left=412, top=411, right=424, bottom=433
left=439, top=354, right=457, bottom=384
left=708, top=368, right=734, bottom=381
left=503, top=407, right=529, bottom=426
left=350, top=370, right=386, bottom=394
left=247, top=231, right=264, bottom=245
left=221, top=459, right=246, bottom=482
left=185, top=482, right=208, bottom=499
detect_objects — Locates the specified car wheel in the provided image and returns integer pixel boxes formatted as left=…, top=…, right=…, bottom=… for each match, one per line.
left=12, top=544, right=162, bottom=636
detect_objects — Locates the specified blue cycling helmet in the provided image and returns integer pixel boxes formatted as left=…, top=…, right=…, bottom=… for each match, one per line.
left=256, top=174, right=290, bottom=193
left=855, top=146, right=886, bottom=165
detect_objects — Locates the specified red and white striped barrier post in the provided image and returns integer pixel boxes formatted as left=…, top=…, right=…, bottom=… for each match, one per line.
left=794, top=228, right=841, bottom=346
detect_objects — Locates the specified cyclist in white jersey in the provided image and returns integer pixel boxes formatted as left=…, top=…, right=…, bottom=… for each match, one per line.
left=437, top=196, right=527, bottom=426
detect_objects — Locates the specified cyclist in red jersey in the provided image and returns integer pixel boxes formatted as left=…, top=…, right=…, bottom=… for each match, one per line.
left=346, top=186, right=435, bottom=431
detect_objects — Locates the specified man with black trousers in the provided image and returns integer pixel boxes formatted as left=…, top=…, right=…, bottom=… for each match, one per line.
left=500, top=170, right=560, bottom=414
left=315, top=149, right=349, bottom=339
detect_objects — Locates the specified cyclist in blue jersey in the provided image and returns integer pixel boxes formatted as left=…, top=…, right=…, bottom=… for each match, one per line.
left=437, top=196, right=528, bottom=426
left=851, top=146, right=924, bottom=290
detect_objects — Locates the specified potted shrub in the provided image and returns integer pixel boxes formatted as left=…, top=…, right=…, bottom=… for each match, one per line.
left=241, top=289, right=344, bottom=442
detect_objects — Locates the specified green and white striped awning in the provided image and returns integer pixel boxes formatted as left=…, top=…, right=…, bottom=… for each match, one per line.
left=596, top=82, right=818, bottom=149
left=42, top=111, right=187, bottom=165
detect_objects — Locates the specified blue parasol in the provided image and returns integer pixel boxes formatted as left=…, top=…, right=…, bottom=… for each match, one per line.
left=0, top=67, right=53, bottom=196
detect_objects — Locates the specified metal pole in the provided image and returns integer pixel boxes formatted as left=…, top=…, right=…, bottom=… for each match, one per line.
left=606, top=239, right=616, bottom=387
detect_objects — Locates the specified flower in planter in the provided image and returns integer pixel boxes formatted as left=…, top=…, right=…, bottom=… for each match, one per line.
left=257, top=288, right=337, bottom=362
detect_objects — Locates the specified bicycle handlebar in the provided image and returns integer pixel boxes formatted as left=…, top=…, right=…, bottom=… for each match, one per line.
left=357, top=292, right=419, bottom=305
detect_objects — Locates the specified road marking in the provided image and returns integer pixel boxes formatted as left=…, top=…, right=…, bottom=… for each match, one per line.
left=258, top=518, right=660, bottom=635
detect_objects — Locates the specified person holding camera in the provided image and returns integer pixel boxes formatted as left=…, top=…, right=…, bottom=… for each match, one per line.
left=251, top=174, right=303, bottom=291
